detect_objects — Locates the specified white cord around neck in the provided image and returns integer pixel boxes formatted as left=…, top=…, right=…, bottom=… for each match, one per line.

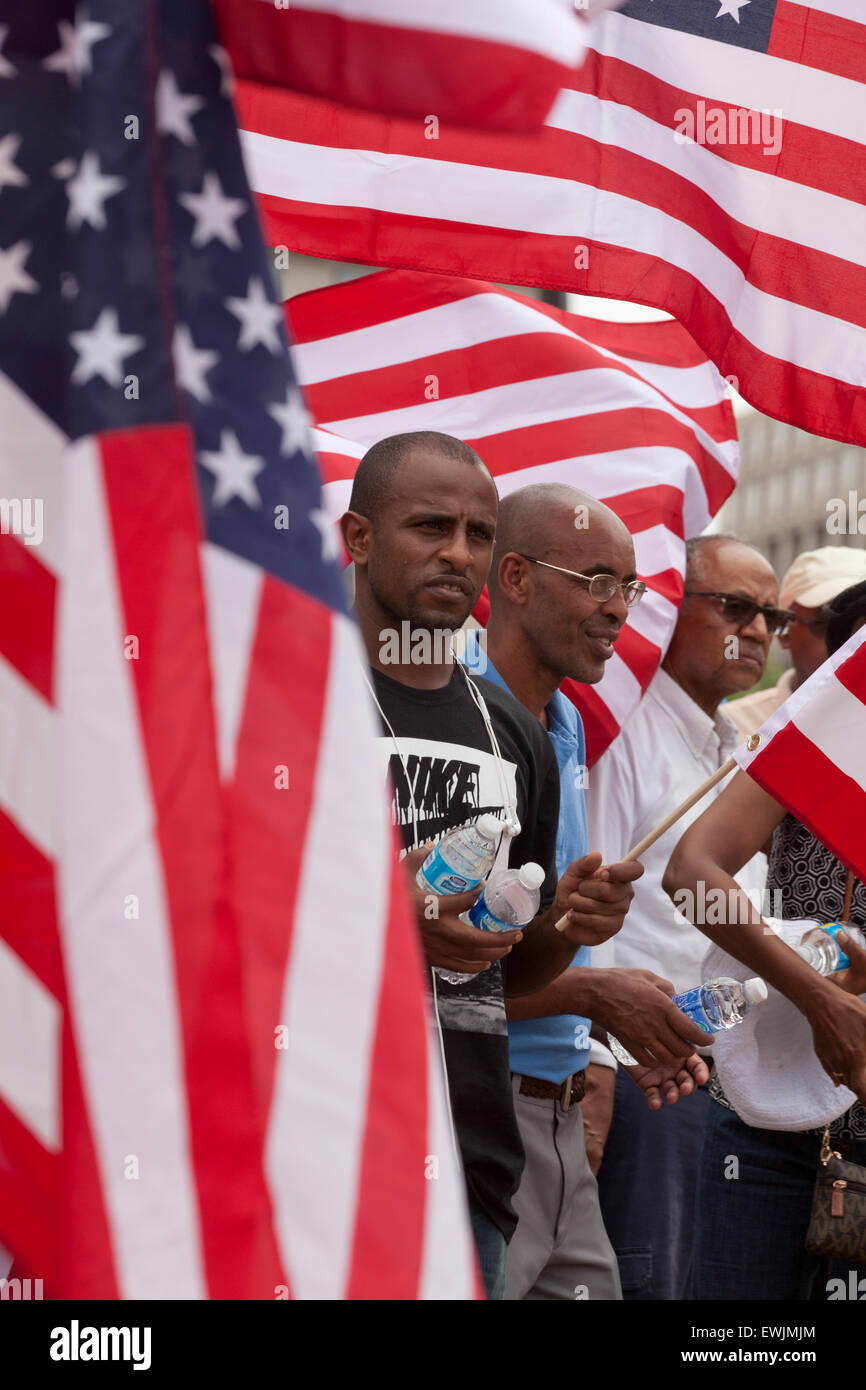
left=458, top=661, right=519, bottom=838
left=363, top=652, right=519, bottom=1171
left=362, top=667, right=421, bottom=851
left=364, top=657, right=519, bottom=846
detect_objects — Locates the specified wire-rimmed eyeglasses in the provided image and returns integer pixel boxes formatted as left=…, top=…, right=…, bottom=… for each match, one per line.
left=518, top=554, right=647, bottom=607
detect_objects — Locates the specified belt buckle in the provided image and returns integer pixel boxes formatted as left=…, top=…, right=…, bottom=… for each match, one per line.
left=560, top=1074, right=573, bottom=1112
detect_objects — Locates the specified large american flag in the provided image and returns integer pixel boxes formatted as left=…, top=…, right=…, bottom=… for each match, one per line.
left=212, top=0, right=616, bottom=131
left=238, top=0, right=866, bottom=446
left=286, top=270, right=739, bottom=764
left=0, top=1, right=476, bottom=1299
left=736, top=627, right=866, bottom=884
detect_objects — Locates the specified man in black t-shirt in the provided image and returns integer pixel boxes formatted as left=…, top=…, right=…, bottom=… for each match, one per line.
left=340, top=430, right=642, bottom=1298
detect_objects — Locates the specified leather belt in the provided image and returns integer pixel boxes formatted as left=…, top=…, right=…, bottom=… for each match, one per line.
left=515, top=1069, right=586, bottom=1111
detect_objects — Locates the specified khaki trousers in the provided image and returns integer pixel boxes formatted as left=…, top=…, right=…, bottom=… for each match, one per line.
left=505, top=1075, right=622, bottom=1301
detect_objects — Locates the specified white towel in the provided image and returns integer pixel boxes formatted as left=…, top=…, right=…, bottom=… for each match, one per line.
left=703, top=918, right=859, bottom=1131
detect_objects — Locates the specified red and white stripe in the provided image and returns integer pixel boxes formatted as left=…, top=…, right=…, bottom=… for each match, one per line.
left=0, top=387, right=476, bottom=1298
left=213, top=0, right=617, bottom=131
left=735, top=626, right=866, bottom=885
left=238, top=0, right=866, bottom=446
left=286, top=269, right=738, bottom=763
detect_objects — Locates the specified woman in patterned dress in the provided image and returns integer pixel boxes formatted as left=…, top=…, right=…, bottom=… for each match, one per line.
left=663, top=581, right=866, bottom=1299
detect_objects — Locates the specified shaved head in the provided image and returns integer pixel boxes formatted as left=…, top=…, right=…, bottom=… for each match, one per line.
left=340, top=435, right=499, bottom=666
left=492, top=483, right=625, bottom=588
left=349, top=431, right=489, bottom=521
left=486, top=481, right=637, bottom=688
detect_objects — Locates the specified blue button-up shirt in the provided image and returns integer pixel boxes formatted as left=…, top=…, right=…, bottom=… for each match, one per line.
left=464, top=646, right=592, bottom=1082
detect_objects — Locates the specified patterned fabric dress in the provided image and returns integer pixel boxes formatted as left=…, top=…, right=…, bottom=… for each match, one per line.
left=709, top=813, right=866, bottom=1143
left=769, top=815, right=866, bottom=1145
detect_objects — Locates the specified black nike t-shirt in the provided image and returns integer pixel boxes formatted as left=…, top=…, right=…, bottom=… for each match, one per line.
left=371, top=665, right=560, bottom=1241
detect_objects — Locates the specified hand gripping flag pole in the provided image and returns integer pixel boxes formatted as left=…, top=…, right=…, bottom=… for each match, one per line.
left=554, top=734, right=762, bottom=933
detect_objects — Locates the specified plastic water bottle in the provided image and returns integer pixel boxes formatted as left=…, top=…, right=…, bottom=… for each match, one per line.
left=794, top=922, right=865, bottom=976
left=462, top=862, right=545, bottom=933
left=607, top=976, right=768, bottom=1067
left=416, top=813, right=504, bottom=895
left=438, top=862, right=545, bottom=986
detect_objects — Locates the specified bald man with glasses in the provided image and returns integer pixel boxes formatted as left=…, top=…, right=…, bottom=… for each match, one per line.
left=585, top=532, right=778, bottom=1301
left=517, top=554, right=648, bottom=608
left=464, top=485, right=709, bottom=1301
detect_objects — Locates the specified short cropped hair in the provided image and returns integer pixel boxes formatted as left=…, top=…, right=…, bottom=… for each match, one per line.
left=348, top=431, right=487, bottom=520
left=685, top=533, right=768, bottom=586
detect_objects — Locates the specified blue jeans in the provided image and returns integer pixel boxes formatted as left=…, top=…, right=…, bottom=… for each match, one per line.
left=598, top=1067, right=710, bottom=1299
left=470, top=1207, right=507, bottom=1300
left=694, top=1098, right=866, bottom=1300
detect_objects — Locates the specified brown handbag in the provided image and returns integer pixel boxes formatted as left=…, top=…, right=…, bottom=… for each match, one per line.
left=805, top=869, right=866, bottom=1261
left=805, top=1127, right=866, bottom=1262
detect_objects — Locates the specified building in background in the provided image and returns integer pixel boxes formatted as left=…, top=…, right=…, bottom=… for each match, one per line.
left=277, top=253, right=571, bottom=308
left=716, top=410, right=866, bottom=578
left=278, top=254, right=369, bottom=299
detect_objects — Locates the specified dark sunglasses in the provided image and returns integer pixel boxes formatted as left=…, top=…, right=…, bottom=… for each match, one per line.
left=684, top=590, right=794, bottom=636
left=792, top=614, right=828, bottom=635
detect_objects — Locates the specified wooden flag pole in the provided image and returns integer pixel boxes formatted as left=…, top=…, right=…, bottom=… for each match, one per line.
left=841, top=870, right=855, bottom=925
left=554, top=733, right=762, bottom=933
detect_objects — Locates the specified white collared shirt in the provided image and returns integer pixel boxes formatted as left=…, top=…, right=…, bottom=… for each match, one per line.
left=724, top=667, right=796, bottom=741
left=586, top=667, right=766, bottom=994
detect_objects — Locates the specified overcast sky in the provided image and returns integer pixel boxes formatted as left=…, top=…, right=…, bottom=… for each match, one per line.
left=566, top=293, right=755, bottom=418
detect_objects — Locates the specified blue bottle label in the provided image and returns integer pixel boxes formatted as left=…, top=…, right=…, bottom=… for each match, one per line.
left=419, top=845, right=479, bottom=896
left=821, top=923, right=851, bottom=971
left=467, top=896, right=508, bottom=933
left=672, top=985, right=714, bottom=1035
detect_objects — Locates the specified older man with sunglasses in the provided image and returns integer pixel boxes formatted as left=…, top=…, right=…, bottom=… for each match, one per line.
left=726, top=545, right=866, bottom=740
left=584, top=532, right=780, bottom=1301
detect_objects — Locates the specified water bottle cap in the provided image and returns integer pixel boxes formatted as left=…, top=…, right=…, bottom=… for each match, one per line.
left=743, top=977, right=768, bottom=1004
left=475, top=813, right=504, bottom=842
left=518, top=862, right=545, bottom=891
